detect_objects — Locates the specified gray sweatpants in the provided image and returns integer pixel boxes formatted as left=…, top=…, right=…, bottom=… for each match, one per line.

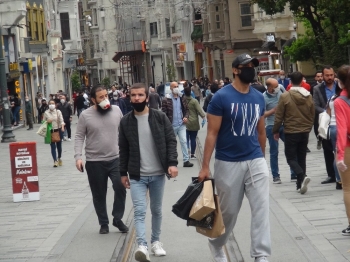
left=209, top=158, right=271, bottom=258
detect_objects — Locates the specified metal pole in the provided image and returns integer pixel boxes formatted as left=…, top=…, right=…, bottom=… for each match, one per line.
left=0, top=27, right=16, bottom=142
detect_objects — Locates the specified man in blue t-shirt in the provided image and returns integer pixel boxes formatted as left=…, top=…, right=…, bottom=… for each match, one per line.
left=198, top=53, right=271, bottom=262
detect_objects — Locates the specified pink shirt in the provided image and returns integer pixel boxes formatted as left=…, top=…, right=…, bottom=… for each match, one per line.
left=335, top=90, right=350, bottom=161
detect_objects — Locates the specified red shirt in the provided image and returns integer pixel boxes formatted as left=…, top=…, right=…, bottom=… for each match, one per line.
left=286, top=82, right=311, bottom=91
left=334, top=90, right=350, bottom=161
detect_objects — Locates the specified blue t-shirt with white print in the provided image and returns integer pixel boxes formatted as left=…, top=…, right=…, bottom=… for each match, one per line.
left=208, top=84, right=265, bottom=162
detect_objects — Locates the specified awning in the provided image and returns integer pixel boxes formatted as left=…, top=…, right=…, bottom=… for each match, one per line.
left=282, top=37, right=296, bottom=49
left=112, top=50, right=143, bottom=62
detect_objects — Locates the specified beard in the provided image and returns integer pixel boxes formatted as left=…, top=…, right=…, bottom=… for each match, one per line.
left=96, top=104, right=112, bottom=115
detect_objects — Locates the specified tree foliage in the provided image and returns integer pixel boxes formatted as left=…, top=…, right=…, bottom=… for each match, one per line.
left=71, top=71, right=81, bottom=92
left=252, top=0, right=350, bottom=68
left=166, top=62, right=176, bottom=81
left=101, top=77, right=110, bottom=88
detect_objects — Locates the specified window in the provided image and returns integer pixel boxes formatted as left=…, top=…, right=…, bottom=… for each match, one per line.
left=215, top=14, right=220, bottom=29
left=240, top=3, right=252, bottom=27
left=26, top=13, right=32, bottom=39
left=150, top=22, right=158, bottom=37
left=215, top=5, right=219, bottom=12
left=60, top=13, right=71, bottom=40
left=92, top=9, right=98, bottom=26
left=32, top=8, right=38, bottom=40
left=165, top=18, right=171, bottom=38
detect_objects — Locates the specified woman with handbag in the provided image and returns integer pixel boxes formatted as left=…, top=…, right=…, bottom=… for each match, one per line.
left=43, top=99, right=65, bottom=167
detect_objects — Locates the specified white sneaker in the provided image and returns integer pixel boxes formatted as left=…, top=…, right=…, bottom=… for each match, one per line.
left=208, top=241, right=227, bottom=262
left=135, top=245, right=150, bottom=262
left=68, top=138, right=71, bottom=141
left=63, top=136, right=67, bottom=141
left=300, top=177, right=311, bottom=194
left=255, top=257, right=269, bottom=262
left=151, top=241, right=166, bottom=256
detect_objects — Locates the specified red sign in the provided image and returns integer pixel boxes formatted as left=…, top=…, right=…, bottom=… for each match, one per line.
left=10, top=142, right=40, bottom=202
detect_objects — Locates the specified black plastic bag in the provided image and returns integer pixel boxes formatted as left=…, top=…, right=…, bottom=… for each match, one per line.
left=187, top=211, right=215, bottom=229
left=172, top=179, right=204, bottom=220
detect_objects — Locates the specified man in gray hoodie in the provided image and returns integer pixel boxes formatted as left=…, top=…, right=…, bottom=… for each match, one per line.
left=273, top=71, right=315, bottom=194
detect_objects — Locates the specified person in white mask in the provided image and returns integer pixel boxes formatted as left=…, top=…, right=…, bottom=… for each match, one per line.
left=43, top=99, right=65, bottom=167
left=263, top=78, right=294, bottom=184
left=162, top=82, right=193, bottom=167
left=278, top=70, right=290, bottom=89
left=74, top=85, right=128, bottom=235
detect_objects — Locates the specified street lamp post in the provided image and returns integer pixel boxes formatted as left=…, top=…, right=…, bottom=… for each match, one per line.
left=0, top=27, right=16, bottom=142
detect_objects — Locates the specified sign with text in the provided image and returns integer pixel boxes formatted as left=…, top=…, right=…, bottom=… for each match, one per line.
left=10, top=142, right=40, bottom=202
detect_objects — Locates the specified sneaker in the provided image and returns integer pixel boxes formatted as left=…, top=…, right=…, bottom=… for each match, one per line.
left=291, top=177, right=297, bottom=182
left=300, top=177, right=311, bottom=194
left=135, top=245, right=150, bottom=262
left=151, top=241, right=166, bottom=256
left=99, top=224, right=109, bottom=234
left=68, top=138, right=71, bottom=142
left=190, top=155, right=197, bottom=159
left=297, top=188, right=301, bottom=193
left=208, top=242, right=227, bottom=262
left=317, top=140, right=322, bottom=150
left=183, top=161, right=194, bottom=167
left=27, top=128, right=33, bottom=130
left=63, top=136, right=67, bottom=141
left=58, top=158, right=63, bottom=166
left=336, top=182, right=343, bottom=190
left=342, top=225, right=350, bottom=236
left=255, top=257, right=269, bottom=262
left=53, top=161, right=58, bottom=167
left=112, top=219, right=129, bottom=233
left=273, top=177, right=282, bottom=184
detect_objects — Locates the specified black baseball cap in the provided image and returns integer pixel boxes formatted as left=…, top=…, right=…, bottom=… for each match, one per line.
left=232, top=53, right=259, bottom=68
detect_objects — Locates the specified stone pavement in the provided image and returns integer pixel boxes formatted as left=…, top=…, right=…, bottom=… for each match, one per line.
left=0, top=117, right=132, bottom=262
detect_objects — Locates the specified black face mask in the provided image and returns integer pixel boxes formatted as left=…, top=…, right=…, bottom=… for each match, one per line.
left=131, top=100, right=147, bottom=112
left=237, top=67, right=256, bottom=84
left=184, top=90, right=191, bottom=96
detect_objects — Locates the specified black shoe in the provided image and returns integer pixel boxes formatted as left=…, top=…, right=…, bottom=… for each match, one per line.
left=183, top=161, right=194, bottom=167
left=99, top=224, right=109, bottom=234
left=306, top=147, right=311, bottom=153
left=321, top=177, right=336, bottom=184
left=336, top=182, right=343, bottom=190
left=342, top=225, right=350, bottom=236
left=27, top=128, right=33, bottom=130
left=113, top=219, right=129, bottom=233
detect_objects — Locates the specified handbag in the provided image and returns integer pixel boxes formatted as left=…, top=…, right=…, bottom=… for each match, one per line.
left=172, top=179, right=204, bottom=220
left=196, top=195, right=225, bottom=238
left=51, top=131, right=60, bottom=143
left=36, top=121, right=47, bottom=137
left=45, top=123, right=52, bottom=144
left=318, top=111, right=330, bottom=139
left=189, top=180, right=215, bottom=221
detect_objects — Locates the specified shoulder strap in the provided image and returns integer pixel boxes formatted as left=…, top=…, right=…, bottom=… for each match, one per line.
left=338, top=96, right=350, bottom=106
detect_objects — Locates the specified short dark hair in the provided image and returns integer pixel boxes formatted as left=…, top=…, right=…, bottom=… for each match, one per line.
left=210, top=83, right=219, bottom=94
left=90, top=85, right=107, bottom=99
left=290, top=71, right=303, bottom=86
left=315, top=70, right=322, bottom=76
left=337, top=65, right=350, bottom=99
left=130, top=83, right=149, bottom=98
left=322, top=66, right=333, bottom=75
left=224, top=77, right=230, bottom=82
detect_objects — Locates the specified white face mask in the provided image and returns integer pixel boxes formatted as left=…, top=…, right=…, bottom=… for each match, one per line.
left=113, top=96, right=118, bottom=101
left=273, top=86, right=281, bottom=94
left=60, top=99, right=65, bottom=104
left=98, top=99, right=111, bottom=109
left=25, top=99, right=29, bottom=102
left=49, top=104, right=56, bottom=110
left=172, top=88, right=180, bottom=95
left=280, top=75, right=285, bottom=80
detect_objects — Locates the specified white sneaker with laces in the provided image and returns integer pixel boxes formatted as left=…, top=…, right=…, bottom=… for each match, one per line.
left=300, top=177, right=311, bottom=194
left=135, top=245, right=150, bottom=262
left=255, top=257, right=269, bottom=262
left=151, top=241, right=166, bottom=256
left=208, top=241, right=227, bottom=262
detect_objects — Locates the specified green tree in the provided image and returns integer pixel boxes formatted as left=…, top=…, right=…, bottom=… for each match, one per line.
left=166, top=62, right=176, bottom=81
left=252, top=0, right=350, bottom=68
left=70, top=71, right=81, bottom=92
left=101, top=77, right=110, bottom=88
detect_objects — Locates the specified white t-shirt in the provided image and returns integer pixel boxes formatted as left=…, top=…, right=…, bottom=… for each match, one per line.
left=329, top=96, right=336, bottom=126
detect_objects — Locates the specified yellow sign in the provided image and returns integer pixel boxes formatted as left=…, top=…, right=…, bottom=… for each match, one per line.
left=15, top=80, right=19, bottom=87
left=28, top=59, right=33, bottom=71
left=9, top=62, right=19, bottom=71
left=15, top=87, right=20, bottom=94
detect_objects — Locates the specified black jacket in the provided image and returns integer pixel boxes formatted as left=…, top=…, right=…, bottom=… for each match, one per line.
left=57, top=102, right=72, bottom=121
left=119, top=108, right=178, bottom=180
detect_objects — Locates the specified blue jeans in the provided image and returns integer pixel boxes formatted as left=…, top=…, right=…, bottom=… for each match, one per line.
left=186, top=130, right=198, bottom=155
left=130, top=175, right=165, bottom=246
left=329, top=125, right=341, bottom=182
left=50, top=141, right=62, bottom=161
left=173, top=124, right=189, bottom=162
left=13, top=106, right=20, bottom=124
left=266, top=125, right=295, bottom=178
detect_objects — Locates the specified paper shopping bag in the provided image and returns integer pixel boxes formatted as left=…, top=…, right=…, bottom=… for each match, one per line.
left=189, top=180, right=215, bottom=221
left=196, top=195, right=225, bottom=238
left=36, top=121, right=47, bottom=137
